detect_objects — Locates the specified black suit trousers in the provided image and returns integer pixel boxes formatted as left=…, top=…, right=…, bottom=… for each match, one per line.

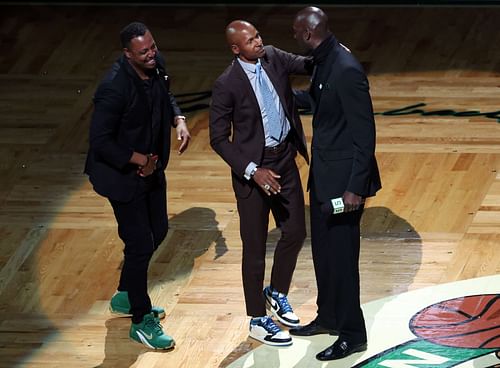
left=109, top=174, right=168, bottom=323
left=309, top=179, right=367, bottom=344
left=237, top=143, right=306, bottom=317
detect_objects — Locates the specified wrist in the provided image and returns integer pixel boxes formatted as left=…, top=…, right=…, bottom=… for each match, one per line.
left=175, top=115, right=186, bottom=126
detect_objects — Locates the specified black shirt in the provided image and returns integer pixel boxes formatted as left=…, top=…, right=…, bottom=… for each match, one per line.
left=142, top=69, right=162, bottom=155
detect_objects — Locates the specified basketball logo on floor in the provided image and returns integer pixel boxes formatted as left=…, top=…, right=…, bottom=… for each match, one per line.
left=354, top=294, right=500, bottom=367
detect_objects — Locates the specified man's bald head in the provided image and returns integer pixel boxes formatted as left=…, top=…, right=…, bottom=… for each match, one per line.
left=295, top=6, right=329, bottom=35
left=293, top=6, right=331, bottom=51
left=226, top=20, right=255, bottom=45
left=224, top=20, right=265, bottom=63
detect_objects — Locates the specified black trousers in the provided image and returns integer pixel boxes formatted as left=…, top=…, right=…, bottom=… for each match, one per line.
left=237, top=142, right=306, bottom=317
left=109, top=174, right=168, bottom=324
left=309, top=181, right=367, bottom=344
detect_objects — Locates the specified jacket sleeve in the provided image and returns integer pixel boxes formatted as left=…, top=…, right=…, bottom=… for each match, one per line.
left=272, top=46, right=314, bottom=75
left=209, top=78, right=250, bottom=178
left=89, top=82, right=133, bottom=170
left=169, top=91, right=182, bottom=121
left=157, top=50, right=183, bottom=122
left=337, top=66, right=377, bottom=195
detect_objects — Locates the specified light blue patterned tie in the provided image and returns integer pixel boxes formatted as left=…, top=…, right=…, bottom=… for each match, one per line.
left=256, top=62, right=282, bottom=142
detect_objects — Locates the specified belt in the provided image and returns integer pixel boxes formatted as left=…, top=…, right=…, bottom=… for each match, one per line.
left=264, top=138, right=289, bottom=155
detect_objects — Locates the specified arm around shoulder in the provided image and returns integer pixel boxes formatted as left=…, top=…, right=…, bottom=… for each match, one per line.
left=270, top=46, right=314, bottom=75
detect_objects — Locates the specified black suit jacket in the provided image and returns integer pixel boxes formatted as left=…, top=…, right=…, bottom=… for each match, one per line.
left=84, top=53, right=181, bottom=202
left=209, top=45, right=312, bottom=198
left=309, top=37, right=381, bottom=202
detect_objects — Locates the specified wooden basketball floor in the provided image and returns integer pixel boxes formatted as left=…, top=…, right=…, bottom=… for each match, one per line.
left=0, top=4, right=499, bottom=367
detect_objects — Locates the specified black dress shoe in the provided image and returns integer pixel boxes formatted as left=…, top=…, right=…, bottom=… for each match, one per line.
left=289, top=319, right=338, bottom=336
left=316, top=340, right=367, bottom=361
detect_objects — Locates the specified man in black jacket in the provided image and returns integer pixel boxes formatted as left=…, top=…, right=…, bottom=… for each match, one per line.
left=85, top=22, right=190, bottom=350
left=289, top=7, right=381, bottom=360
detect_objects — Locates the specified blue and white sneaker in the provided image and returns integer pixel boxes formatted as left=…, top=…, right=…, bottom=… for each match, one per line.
left=249, top=316, right=292, bottom=346
left=264, top=286, right=300, bottom=327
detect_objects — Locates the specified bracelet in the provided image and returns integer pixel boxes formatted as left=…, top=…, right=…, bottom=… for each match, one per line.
left=175, top=116, right=186, bottom=127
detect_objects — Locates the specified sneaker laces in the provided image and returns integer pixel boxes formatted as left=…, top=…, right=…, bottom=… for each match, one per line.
left=275, top=293, right=293, bottom=314
left=145, top=316, right=164, bottom=336
left=262, top=317, right=281, bottom=335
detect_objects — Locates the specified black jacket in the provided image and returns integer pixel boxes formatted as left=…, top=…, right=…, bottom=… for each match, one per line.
left=84, top=53, right=181, bottom=202
left=309, top=36, right=381, bottom=201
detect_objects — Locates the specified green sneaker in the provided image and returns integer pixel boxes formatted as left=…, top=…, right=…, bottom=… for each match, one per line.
left=109, top=291, right=166, bottom=319
left=130, top=313, right=175, bottom=350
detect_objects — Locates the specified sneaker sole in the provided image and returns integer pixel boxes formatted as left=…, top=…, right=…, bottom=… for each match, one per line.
left=109, top=306, right=132, bottom=318
left=265, top=299, right=300, bottom=328
left=154, top=311, right=166, bottom=319
left=248, top=333, right=293, bottom=347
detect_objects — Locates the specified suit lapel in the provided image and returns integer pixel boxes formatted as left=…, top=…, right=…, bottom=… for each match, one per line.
left=309, top=65, right=318, bottom=114
left=231, top=59, right=261, bottom=111
left=261, top=57, right=295, bottom=125
left=261, top=59, right=280, bottom=96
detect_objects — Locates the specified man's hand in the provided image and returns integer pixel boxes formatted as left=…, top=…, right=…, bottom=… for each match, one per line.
left=252, top=168, right=281, bottom=196
left=175, top=116, right=191, bottom=154
left=342, top=191, right=364, bottom=212
left=137, top=154, right=158, bottom=177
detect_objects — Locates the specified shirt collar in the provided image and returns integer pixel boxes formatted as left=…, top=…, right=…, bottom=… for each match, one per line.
left=237, top=57, right=260, bottom=74
left=313, top=34, right=335, bottom=65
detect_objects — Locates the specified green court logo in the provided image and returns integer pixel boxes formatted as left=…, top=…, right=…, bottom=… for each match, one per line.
left=354, top=294, right=500, bottom=367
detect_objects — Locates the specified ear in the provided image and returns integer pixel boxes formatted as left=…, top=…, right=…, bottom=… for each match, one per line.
left=230, top=44, right=240, bottom=56
left=305, top=29, right=312, bottom=41
left=123, top=48, right=132, bottom=59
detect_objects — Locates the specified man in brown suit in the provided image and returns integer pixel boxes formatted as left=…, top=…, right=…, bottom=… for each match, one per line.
left=209, top=20, right=312, bottom=346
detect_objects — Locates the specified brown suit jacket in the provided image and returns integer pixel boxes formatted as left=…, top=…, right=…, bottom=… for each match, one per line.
left=209, top=45, right=312, bottom=198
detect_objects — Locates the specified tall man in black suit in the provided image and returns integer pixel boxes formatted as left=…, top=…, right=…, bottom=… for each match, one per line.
left=209, top=20, right=313, bottom=346
left=290, top=7, right=382, bottom=360
left=85, top=22, right=190, bottom=350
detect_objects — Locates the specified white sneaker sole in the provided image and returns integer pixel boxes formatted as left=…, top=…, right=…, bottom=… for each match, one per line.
left=109, top=306, right=132, bottom=318
left=249, top=332, right=293, bottom=346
